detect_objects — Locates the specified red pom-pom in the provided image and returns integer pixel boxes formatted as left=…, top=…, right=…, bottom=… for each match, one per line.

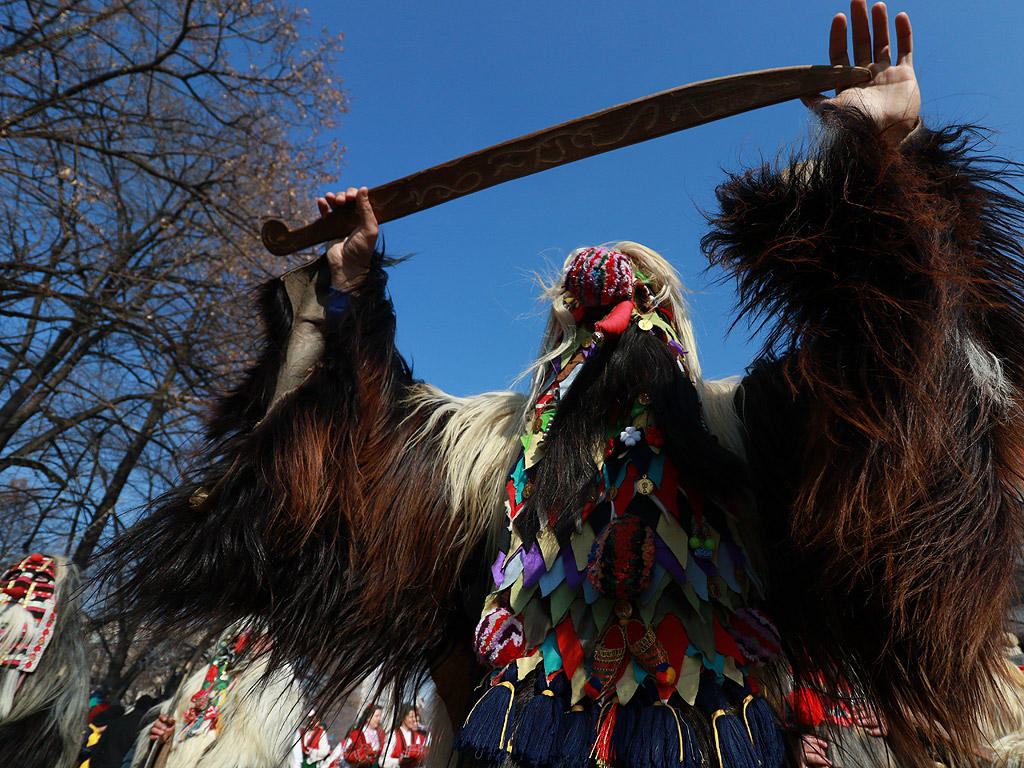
left=787, top=688, right=827, bottom=727
left=474, top=607, right=525, bottom=668
left=594, top=300, right=634, bottom=337
left=3, top=586, right=26, bottom=599
left=27, top=553, right=44, bottom=563
left=645, top=425, right=665, bottom=447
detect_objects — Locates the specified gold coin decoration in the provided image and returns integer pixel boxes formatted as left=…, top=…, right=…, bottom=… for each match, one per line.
left=638, top=318, right=654, bottom=331
left=533, top=416, right=543, bottom=432
left=614, top=600, right=633, bottom=620
left=636, top=476, right=655, bottom=495
left=606, top=486, right=618, bottom=501
left=637, top=392, right=652, bottom=405
left=708, top=581, right=721, bottom=599
left=522, top=482, right=534, bottom=499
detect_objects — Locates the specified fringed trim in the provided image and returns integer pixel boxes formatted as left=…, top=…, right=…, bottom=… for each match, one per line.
left=455, top=673, right=783, bottom=768
left=454, top=681, right=517, bottom=762
left=711, top=710, right=759, bottom=768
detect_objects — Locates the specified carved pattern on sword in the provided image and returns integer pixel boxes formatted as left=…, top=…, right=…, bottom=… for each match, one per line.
left=261, top=65, right=871, bottom=256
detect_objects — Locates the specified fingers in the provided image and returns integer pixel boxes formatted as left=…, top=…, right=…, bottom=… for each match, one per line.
left=354, top=187, right=378, bottom=235
left=848, top=702, right=888, bottom=737
left=317, top=187, right=362, bottom=216
left=894, top=11, right=912, bottom=66
left=829, top=14, right=850, bottom=66
left=849, top=0, right=872, bottom=67
left=871, top=3, right=890, bottom=64
left=800, top=735, right=833, bottom=767
left=844, top=1, right=909, bottom=67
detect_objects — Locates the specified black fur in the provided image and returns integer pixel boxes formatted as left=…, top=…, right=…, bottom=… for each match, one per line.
left=519, top=322, right=747, bottom=546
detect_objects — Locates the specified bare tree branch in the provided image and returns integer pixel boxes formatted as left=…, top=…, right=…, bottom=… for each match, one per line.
left=0, top=0, right=347, bottom=698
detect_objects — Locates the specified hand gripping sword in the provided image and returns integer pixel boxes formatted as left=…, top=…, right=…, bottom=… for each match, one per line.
left=261, top=65, right=870, bottom=255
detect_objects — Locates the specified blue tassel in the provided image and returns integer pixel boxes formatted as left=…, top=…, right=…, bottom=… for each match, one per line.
left=626, top=704, right=703, bottom=768
left=555, top=705, right=594, bottom=768
left=678, top=714, right=702, bottom=768
left=695, top=674, right=729, bottom=716
left=454, top=681, right=518, bottom=763
left=512, top=690, right=565, bottom=768
left=626, top=703, right=679, bottom=768
left=611, top=700, right=638, bottom=761
left=742, top=696, right=785, bottom=768
left=711, top=711, right=760, bottom=768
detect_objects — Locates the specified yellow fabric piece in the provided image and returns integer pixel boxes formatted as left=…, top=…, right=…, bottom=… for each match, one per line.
left=79, top=723, right=102, bottom=768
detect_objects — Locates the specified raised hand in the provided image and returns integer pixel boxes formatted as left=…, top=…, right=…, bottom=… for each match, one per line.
left=316, top=186, right=379, bottom=291
left=806, top=1, right=921, bottom=139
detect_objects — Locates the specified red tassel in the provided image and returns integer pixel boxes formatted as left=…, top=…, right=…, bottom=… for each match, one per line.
left=594, top=300, right=634, bottom=337
left=590, top=701, right=619, bottom=768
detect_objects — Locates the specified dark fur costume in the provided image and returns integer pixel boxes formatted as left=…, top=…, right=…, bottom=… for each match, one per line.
left=104, top=258, right=490, bottom=713
left=105, top=107, right=1024, bottom=767
left=704, top=107, right=1024, bottom=764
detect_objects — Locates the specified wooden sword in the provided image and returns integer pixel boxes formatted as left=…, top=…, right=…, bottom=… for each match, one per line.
left=261, top=65, right=870, bottom=256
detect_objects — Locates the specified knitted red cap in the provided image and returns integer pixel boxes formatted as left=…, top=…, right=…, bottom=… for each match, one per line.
left=563, top=247, right=635, bottom=307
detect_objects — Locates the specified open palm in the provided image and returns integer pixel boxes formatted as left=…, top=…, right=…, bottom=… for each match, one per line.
left=809, top=1, right=921, bottom=139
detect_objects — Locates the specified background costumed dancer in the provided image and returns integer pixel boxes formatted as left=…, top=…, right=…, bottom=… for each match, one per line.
left=382, top=704, right=429, bottom=768
left=131, top=625, right=305, bottom=768
left=0, top=552, right=88, bottom=768
left=104, top=4, right=1024, bottom=766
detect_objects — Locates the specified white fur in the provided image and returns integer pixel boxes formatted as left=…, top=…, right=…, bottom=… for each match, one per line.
left=132, top=650, right=305, bottom=768
left=0, top=556, right=88, bottom=768
left=956, top=328, right=1013, bottom=406
left=404, top=386, right=528, bottom=558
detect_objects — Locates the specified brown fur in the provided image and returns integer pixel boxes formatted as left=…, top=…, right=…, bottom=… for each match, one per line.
left=705, top=107, right=1024, bottom=764
left=104, top=259, right=491, bottom=714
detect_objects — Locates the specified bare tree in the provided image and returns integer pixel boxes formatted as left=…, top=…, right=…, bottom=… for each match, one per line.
left=0, top=0, right=346, bottom=694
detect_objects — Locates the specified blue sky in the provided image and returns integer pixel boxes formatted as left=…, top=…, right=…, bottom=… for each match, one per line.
left=294, top=0, right=1024, bottom=396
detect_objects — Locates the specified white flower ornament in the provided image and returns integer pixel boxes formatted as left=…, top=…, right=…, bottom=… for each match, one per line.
left=619, top=426, right=641, bottom=447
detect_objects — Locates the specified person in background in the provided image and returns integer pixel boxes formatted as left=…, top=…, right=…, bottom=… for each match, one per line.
left=80, top=705, right=125, bottom=768
left=382, top=706, right=427, bottom=768
left=133, top=625, right=303, bottom=768
left=294, top=711, right=332, bottom=768
left=87, top=694, right=157, bottom=768
left=333, top=703, right=385, bottom=768
left=0, top=552, right=89, bottom=768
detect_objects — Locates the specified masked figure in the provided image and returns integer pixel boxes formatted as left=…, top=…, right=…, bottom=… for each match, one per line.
left=131, top=626, right=305, bottom=768
left=0, top=553, right=88, bottom=768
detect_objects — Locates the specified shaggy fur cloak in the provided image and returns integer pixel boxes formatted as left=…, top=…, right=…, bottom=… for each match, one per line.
left=706, top=107, right=1024, bottom=763
left=130, top=635, right=306, bottom=768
